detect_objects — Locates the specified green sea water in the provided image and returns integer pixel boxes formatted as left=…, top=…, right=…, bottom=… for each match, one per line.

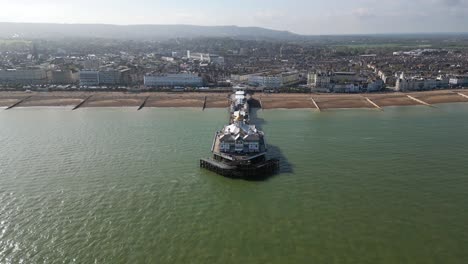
left=0, top=104, right=467, bottom=263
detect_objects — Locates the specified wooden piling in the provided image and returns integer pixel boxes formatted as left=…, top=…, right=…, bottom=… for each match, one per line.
left=406, top=95, right=433, bottom=107
left=202, top=96, right=207, bottom=111
left=138, top=96, right=150, bottom=111
left=72, top=95, right=93, bottom=110
left=259, top=98, right=263, bottom=110
left=456, top=92, right=468, bottom=100
left=311, top=97, right=321, bottom=112
left=5, top=96, right=32, bottom=110
left=365, top=97, right=383, bottom=111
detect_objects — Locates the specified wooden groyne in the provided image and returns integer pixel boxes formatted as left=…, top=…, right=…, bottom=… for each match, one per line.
left=138, top=96, right=150, bottom=111
left=310, top=97, right=321, bottom=112
left=456, top=92, right=468, bottom=100
left=365, top=97, right=383, bottom=111
left=202, top=96, right=207, bottom=111
left=5, top=96, right=32, bottom=110
left=72, top=95, right=93, bottom=110
left=406, top=95, right=433, bottom=107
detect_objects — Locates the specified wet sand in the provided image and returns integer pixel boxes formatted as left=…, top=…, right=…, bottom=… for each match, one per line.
left=0, top=90, right=467, bottom=109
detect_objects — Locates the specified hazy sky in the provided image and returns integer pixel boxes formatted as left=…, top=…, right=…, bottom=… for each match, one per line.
left=0, top=0, right=467, bottom=35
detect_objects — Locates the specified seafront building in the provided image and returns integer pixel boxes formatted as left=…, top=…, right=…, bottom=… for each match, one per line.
left=144, top=73, right=203, bottom=87
left=79, top=70, right=100, bottom=86
left=308, top=71, right=380, bottom=93
left=396, top=73, right=449, bottom=91
left=98, top=69, right=121, bottom=85
left=449, top=75, right=468, bottom=87
left=50, top=69, right=79, bottom=84
left=0, top=67, right=48, bottom=84
left=248, top=71, right=300, bottom=89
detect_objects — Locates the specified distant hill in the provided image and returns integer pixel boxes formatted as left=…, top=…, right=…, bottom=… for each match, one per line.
left=0, top=22, right=302, bottom=40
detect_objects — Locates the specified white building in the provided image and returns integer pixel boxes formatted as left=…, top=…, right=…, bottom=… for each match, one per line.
left=308, top=72, right=332, bottom=92
left=0, top=68, right=48, bottom=84
left=79, top=70, right=100, bottom=86
left=396, top=75, right=448, bottom=91
left=249, top=71, right=300, bottom=89
left=99, top=70, right=121, bottom=85
left=144, top=73, right=203, bottom=87
left=190, top=53, right=210, bottom=62
left=231, top=73, right=253, bottom=82
left=209, top=55, right=225, bottom=66
left=449, top=76, right=468, bottom=87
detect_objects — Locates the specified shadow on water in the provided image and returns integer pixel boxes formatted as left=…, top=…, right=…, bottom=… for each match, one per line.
left=248, top=98, right=294, bottom=177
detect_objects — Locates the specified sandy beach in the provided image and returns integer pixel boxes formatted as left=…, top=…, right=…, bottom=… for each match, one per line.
left=0, top=90, right=467, bottom=109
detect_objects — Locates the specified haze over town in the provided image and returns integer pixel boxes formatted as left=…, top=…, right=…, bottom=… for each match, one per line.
left=1, top=0, right=468, bottom=34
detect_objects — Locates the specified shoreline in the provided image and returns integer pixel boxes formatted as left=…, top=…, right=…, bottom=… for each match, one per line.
left=0, top=90, right=467, bottom=110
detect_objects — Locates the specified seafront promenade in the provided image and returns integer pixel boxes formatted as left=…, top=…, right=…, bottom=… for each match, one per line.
left=0, top=90, right=467, bottom=110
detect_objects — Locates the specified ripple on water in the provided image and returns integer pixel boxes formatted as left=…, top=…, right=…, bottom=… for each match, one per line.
left=0, top=106, right=468, bottom=263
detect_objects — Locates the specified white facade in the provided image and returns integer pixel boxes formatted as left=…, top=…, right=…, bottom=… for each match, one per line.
left=249, top=75, right=282, bottom=88
left=309, top=73, right=331, bottom=88
left=144, top=73, right=203, bottom=87
left=190, top=53, right=210, bottom=62
left=449, top=76, right=468, bottom=87
left=249, top=71, right=300, bottom=88
left=209, top=55, right=225, bottom=65
left=231, top=74, right=251, bottom=82
left=396, top=76, right=448, bottom=91
left=99, top=70, right=121, bottom=85
left=79, top=71, right=99, bottom=86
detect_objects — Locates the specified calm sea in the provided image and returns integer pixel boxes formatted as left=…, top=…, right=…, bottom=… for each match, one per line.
left=1, top=104, right=467, bottom=263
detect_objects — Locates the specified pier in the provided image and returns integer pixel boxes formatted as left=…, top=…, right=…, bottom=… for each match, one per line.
left=138, top=96, right=150, bottom=111
left=310, top=97, right=321, bottom=111
left=365, top=97, right=383, bottom=111
left=200, top=90, right=279, bottom=179
left=406, top=95, right=433, bottom=107
left=72, top=95, right=93, bottom=110
left=200, top=158, right=279, bottom=178
left=5, top=96, right=32, bottom=110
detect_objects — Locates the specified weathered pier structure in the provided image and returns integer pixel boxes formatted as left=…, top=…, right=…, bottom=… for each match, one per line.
left=200, top=158, right=279, bottom=178
left=200, top=91, right=279, bottom=179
